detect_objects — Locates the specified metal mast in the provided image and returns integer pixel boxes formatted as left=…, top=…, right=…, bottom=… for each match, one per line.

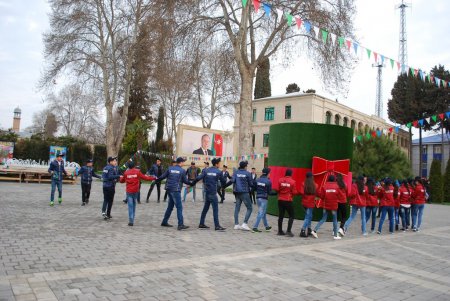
left=372, top=63, right=385, bottom=118
left=397, top=0, right=410, bottom=74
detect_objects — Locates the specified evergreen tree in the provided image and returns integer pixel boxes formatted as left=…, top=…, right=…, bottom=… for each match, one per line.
left=303, top=88, right=316, bottom=93
left=444, top=159, right=450, bottom=203
left=254, top=57, right=271, bottom=99
left=155, top=106, right=165, bottom=145
left=429, top=159, right=443, bottom=203
left=352, top=136, right=411, bottom=180
left=286, top=83, right=300, bottom=94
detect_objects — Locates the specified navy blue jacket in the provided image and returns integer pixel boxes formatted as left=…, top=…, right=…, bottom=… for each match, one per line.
left=255, top=175, right=275, bottom=199
left=147, top=163, right=164, bottom=177
left=195, top=167, right=227, bottom=194
left=230, top=169, right=254, bottom=193
left=102, top=164, right=120, bottom=188
left=157, top=165, right=191, bottom=192
left=77, top=166, right=101, bottom=184
left=48, top=160, right=67, bottom=181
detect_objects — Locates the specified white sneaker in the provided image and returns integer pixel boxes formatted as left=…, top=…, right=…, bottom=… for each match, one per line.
left=311, top=230, right=318, bottom=238
left=241, top=223, right=251, bottom=231
left=339, top=228, right=345, bottom=237
left=234, top=224, right=242, bottom=230
left=334, top=236, right=342, bottom=240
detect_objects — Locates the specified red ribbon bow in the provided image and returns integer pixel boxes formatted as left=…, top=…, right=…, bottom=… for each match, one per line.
left=312, top=156, right=350, bottom=189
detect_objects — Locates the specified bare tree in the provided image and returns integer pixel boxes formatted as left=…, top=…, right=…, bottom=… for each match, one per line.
left=190, top=40, right=239, bottom=128
left=41, top=0, right=152, bottom=156
left=180, top=0, right=356, bottom=155
left=47, top=84, right=102, bottom=139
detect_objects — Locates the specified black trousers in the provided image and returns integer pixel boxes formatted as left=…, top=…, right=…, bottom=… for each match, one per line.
left=278, top=201, right=294, bottom=233
left=102, top=187, right=115, bottom=217
left=81, top=182, right=92, bottom=203
left=337, top=203, right=347, bottom=229
left=250, top=190, right=256, bottom=204
left=218, top=187, right=225, bottom=201
left=147, top=182, right=161, bottom=201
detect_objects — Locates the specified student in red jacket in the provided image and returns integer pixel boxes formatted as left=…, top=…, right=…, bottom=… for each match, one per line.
left=377, top=178, right=395, bottom=234
left=365, top=178, right=378, bottom=233
left=398, top=180, right=412, bottom=231
left=411, top=177, right=426, bottom=232
left=335, top=174, right=348, bottom=236
left=311, top=175, right=340, bottom=240
left=342, top=176, right=367, bottom=236
left=120, top=160, right=157, bottom=226
left=300, top=172, right=317, bottom=238
left=276, top=169, right=298, bottom=237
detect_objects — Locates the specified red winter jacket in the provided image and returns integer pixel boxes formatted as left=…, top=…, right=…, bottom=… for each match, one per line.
left=348, top=184, right=367, bottom=207
left=337, top=187, right=347, bottom=204
left=318, top=182, right=340, bottom=211
left=365, top=189, right=378, bottom=207
left=277, top=176, right=298, bottom=202
left=300, top=182, right=318, bottom=208
left=378, top=185, right=395, bottom=207
left=398, top=186, right=411, bottom=205
left=120, top=168, right=156, bottom=193
left=411, top=184, right=426, bottom=204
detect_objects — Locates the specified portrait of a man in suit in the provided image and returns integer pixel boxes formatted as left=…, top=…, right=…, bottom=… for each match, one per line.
left=192, top=134, right=213, bottom=155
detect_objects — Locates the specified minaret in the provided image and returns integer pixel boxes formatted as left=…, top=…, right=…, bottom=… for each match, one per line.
left=12, top=107, right=21, bottom=132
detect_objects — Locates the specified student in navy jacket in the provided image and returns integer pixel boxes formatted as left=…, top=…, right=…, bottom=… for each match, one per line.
left=77, top=159, right=101, bottom=206
left=229, top=161, right=254, bottom=231
left=48, top=152, right=68, bottom=206
left=194, top=158, right=228, bottom=231
left=252, top=168, right=276, bottom=232
left=156, top=157, right=192, bottom=230
left=101, top=156, right=121, bottom=219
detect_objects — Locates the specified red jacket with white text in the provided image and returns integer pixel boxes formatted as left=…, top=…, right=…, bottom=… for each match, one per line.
left=318, top=182, right=340, bottom=211
left=120, top=168, right=156, bottom=193
left=277, top=176, right=298, bottom=202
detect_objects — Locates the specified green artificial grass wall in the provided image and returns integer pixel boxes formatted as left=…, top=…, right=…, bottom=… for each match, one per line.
left=266, top=123, right=353, bottom=222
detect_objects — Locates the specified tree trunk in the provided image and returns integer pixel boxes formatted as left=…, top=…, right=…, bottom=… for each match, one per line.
left=419, top=126, right=423, bottom=177
left=238, top=70, right=254, bottom=156
left=105, top=107, right=118, bottom=156
left=409, top=127, right=412, bottom=169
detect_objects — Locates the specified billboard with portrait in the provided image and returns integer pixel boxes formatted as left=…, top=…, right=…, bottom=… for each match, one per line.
left=0, top=142, right=14, bottom=163
left=176, top=124, right=234, bottom=157
left=49, top=146, right=67, bottom=162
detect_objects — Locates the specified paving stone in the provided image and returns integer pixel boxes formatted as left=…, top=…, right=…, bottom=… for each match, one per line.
left=1, top=183, right=450, bottom=300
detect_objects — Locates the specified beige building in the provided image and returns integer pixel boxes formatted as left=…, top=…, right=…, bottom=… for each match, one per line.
left=233, top=93, right=410, bottom=171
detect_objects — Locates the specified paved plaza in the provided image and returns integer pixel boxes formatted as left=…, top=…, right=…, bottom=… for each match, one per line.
left=1, top=181, right=450, bottom=301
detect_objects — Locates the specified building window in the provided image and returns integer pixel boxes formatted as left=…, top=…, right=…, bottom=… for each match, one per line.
left=364, top=125, right=369, bottom=134
left=285, top=105, right=291, bottom=119
left=252, top=134, right=255, bottom=147
left=252, top=109, right=257, bottom=122
left=335, top=114, right=340, bottom=125
left=351, top=120, right=356, bottom=130
left=325, top=111, right=332, bottom=124
left=433, top=145, right=442, bottom=154
left=422, top=145, right=427, bottom=154
left=343, top=117, right=348, bottom=127
left=264, top=107, right=274, bottom=121
left=263, top=134, right=269, bottom=147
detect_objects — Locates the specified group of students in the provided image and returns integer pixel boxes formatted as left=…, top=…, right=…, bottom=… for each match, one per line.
left=48, top=154, right=426, bottom=239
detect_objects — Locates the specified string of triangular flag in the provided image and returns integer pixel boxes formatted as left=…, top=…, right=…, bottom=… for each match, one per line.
left=354, top=111, right=450, bottom=142
left=244, top=0, right=449, bottom=88
left=121, top=149, right=269, bottom=169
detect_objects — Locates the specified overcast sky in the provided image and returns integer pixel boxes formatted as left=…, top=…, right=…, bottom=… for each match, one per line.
left=1, top=0, right=449, bottom=137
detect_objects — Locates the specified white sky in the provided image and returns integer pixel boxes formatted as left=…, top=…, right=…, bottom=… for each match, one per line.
left=1, top=0, right=449, bottom=139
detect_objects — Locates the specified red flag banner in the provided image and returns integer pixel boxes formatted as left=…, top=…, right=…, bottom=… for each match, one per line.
left=211, top=134, right=223, bottom=156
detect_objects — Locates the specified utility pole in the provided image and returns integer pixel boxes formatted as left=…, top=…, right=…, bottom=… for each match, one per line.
left=397, top=0, right=410, bottom=74
left=372, top=63, right=385, bottom=118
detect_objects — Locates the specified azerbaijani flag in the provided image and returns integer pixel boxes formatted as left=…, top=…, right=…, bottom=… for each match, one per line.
left=211, top=133, right=223, bottom=156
